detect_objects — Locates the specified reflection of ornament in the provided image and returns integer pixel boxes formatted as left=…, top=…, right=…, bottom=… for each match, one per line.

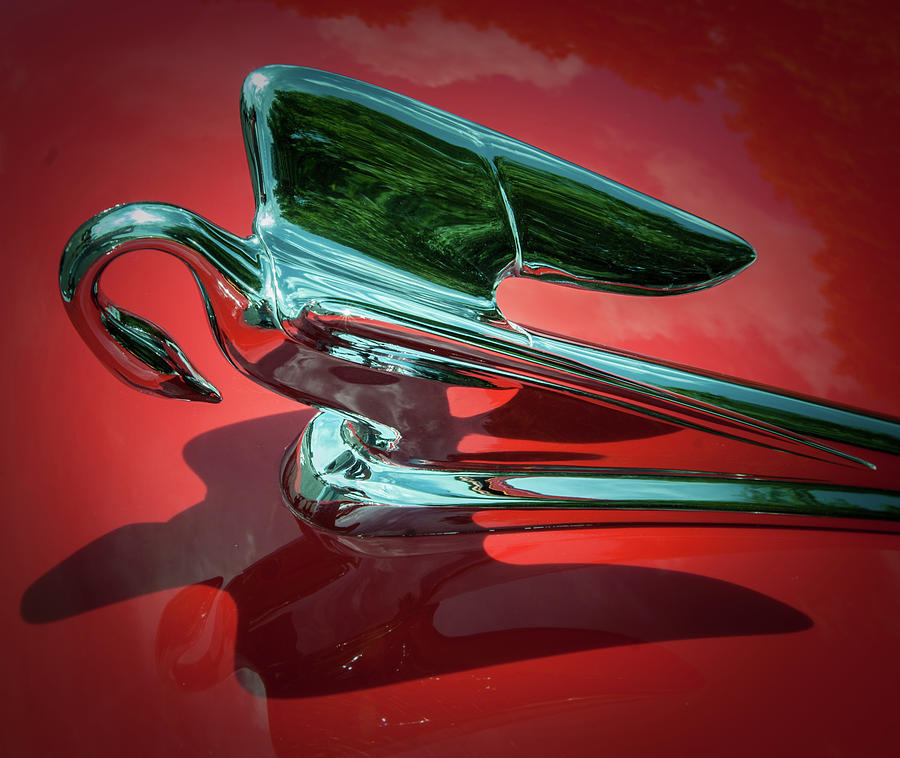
left=61, top=66, right=900, bottom=536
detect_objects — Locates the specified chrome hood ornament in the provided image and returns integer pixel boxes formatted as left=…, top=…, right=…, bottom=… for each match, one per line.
left=61, top=66, right=900, bottom=536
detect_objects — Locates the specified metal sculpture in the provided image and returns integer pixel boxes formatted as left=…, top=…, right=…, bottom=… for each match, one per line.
left=61, top=66, right=900, bottom=536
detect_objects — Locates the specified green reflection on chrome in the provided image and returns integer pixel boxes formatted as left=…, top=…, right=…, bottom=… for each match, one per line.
left=262, top=74, right=754, bottom=302
left=268, top=90, right=512, bottom=300
left=495, top=157, right=753, bottom=293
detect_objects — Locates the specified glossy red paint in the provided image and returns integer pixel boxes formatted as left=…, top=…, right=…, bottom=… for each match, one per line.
left=3, top=1, right=900, bottom=756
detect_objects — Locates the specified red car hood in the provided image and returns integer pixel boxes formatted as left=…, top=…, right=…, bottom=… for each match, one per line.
left=2, top=1, right=899, bottom=755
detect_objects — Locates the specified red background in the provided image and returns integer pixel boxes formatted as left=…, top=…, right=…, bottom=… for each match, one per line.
left=2, top=1, right=899, bottom=755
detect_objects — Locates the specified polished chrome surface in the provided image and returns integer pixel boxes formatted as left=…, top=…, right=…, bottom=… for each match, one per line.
left=284, top=411, right=900, bottom=537
left=60, top=65, right=900, bottom=534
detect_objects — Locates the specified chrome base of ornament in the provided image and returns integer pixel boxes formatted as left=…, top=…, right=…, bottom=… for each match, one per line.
left=281, top=410, right=900, bottom=538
